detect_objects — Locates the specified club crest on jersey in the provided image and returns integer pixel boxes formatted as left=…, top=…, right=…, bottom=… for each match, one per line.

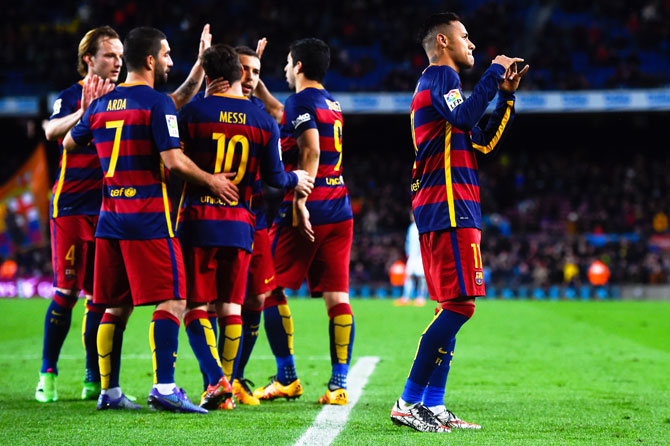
left=475, top=271, right=484, bottom=286
left=165, top=114, right=179, bottom=137
left=292, top=113, right=311, bottom=129
left=51, top=99, right=62, bottom=116
left=444, top=89, right=463, bottom=111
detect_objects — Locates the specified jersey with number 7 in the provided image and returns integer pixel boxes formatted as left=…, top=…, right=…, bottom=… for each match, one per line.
left=70, top=83, right=182, bottom=240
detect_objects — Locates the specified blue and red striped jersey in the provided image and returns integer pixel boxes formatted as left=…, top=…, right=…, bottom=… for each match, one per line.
left=70, top=83, right=182, bottom=240
left=411, top=64, right=515, bottom=234
left=49, top=81, right=103, bottom=218
left=276, top=86, right=352, bottom=227
left=176, top=93, right=297, bottom=251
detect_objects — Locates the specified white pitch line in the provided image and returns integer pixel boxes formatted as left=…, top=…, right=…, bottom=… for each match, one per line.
left=293, top=356, right=379, bottom=446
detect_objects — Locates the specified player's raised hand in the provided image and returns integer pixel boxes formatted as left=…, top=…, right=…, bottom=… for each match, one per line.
left=256, top=38, right=268, bottom=59
left=210, top=172, right=239, bottom=205
left=81, top=75, right=114, bottom=112
left=199, top=24, right=212, bottom=57
left=205, top=77, right=231, bottom=97
left=295, top=202, right=315, bottom=242
left=500, top=62, right=530, bottom=93
left=491, top=55, right=524, bottom=71
left=292, top=170, right=314, bottom=196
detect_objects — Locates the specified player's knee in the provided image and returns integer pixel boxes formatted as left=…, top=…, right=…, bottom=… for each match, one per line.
left=440, top=299, right=476, bottom=319
left=264, top=288, right=287, bottom=309
left=244, top=292, right=267, bottom=311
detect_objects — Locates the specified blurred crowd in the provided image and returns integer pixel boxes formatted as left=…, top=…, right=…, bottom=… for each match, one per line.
left=1, top=0, right=669, bottom=96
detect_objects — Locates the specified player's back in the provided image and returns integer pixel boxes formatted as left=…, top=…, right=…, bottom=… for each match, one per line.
left=177, top=93, right=281, bottom=251
left=278, top=86, right=352, bottom=227
left=73, top=83, right=181, bottom=240
left=50, top=81, right=102, bottom=218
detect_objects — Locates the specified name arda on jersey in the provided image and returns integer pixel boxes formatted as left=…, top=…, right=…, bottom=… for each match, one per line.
left=107, top=99, right=127, bottom=111
left=292, top=113, right=311, bottom=129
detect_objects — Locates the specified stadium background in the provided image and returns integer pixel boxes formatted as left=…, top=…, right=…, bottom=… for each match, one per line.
left=1, top=0, right=669, bottom=301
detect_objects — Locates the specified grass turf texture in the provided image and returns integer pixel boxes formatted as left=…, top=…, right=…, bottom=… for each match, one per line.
left=1, top=299, right=669, bottom=445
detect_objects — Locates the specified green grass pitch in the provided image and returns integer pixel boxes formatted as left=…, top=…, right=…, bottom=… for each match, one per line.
left=1, top=298, right=669, bottom=445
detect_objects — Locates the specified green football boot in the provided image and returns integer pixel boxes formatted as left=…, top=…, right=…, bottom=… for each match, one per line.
left=35, top=372, right=58, bottom=403
left=81, top=380, right=101, bottom=400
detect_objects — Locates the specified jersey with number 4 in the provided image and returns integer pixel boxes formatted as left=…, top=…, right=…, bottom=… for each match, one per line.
left=70, top=83, right=181, bottom=240
left=177, top=94, right=297, bottom=252
left=49, top=81, right=103, bottom=218
left=276, top=86, right=353, bottom=227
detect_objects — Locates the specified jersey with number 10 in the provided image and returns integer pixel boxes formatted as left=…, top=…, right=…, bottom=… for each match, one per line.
left=70, top=83, right=181, bottom=240
left=177, top=94, right=297, bottom=252
left=276, top=86, right=353, bottom=227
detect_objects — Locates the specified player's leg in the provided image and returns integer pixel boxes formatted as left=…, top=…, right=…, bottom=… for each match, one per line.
left=392, top=228, right=482, bottom=431
left=80, top=222, right=105, bottom=399
left=181, top=245, right=231, bottom=409
left=93, top=238, right=139, bottom=410
left=309, top=220, right=354, bottom=405
left=120, top=237, right=205, bottom=413
left=36, top=217, right=88, bottom=402
left=235, top=228, right=274, bottom=405
left=254, top=224, right=312, bottom=400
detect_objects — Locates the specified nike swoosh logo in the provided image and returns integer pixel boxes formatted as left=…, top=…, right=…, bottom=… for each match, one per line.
left=158, top=395, right=182, bottom=408
left=173, top=353, right=178, bottom=357
left=52, top=311, right=63, bottom=316
left=390, top=411, right=412, bottom=417
left=264, top=276, right=274, bottom=284
left=438, top=348, right=447, bottom=354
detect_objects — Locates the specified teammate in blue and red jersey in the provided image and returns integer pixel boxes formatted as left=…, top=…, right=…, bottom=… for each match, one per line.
left=36, top=26, right=122, bottom=404
left=176, top=43, right=312, bottom=410
left=65, top=26, right=236, bottom=413
left=253, top=38, right=355, bottom=406
left=390, top=13, right=528, bottom=432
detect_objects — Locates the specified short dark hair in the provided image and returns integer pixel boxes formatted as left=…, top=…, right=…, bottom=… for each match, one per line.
left=201, top=44, right=242, bottom=83
left=235, top=46, right=259, bottom=59
left=418, top=12, right=461, bottom=50
left=123, top=27, right=166, bottom=72
left=289, top=38, right=330, bottom=82
left=77, top=26, right=120, bottom=76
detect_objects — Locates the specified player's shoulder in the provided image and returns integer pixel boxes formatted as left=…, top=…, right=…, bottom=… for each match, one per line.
left=422, top=64, right=459, bottom=85
left=250, top=95, right=266, bottom=112
left=59, top=81, right=84, bottom=98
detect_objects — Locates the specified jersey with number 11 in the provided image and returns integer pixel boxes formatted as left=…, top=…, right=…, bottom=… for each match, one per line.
left=70, top=83, right=181, bottom=240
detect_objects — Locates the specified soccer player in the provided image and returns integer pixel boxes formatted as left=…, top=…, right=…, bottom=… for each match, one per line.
left=254, top=38, right=355, bottom=406
left=390, top=13, right=528, bottom=432
left=64, top=26, right=237, bottom=413
left=177, top=43, right=313, bottom=410
left=37, top=26, right=122, bottom=403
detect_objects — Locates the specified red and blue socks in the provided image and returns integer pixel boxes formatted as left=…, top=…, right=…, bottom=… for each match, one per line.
left=97, top=313, right=126, bottom=391
left=150, top=310, right=180, bottom=386
left=185, top=309, right=223, bottom=387
left=263, top=291, right=297, bottom=385
left=218, top=314, right=243, bottom=382
left=41, top=291, right=78, bottom=374
left=235, top=307, right=262, bottom=380
left=327, top=303, right=355, bottom=390
left=82, top=301, right=105, bottom=382
left=401, top=308, right=470, bottom=404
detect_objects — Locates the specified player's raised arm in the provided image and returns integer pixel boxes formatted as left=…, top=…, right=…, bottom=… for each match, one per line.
left=254, top=79, right=284, bottom=123
left=168, top=24, right=212, bottom=109
left=470, top=62, right=529, bottom=154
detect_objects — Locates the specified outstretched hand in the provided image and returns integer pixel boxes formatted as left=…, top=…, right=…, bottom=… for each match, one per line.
left=295, top=202, right=315, bottom=242
left=81, top=74, right=114, bottom=112
left=256, top=38, right=268, bottom=59
left=198, top=24, right=212, bottom=57
left=499, top=62, right=530, bottom=92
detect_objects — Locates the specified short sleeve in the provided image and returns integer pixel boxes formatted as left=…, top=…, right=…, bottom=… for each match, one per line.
left=151, top=94, right=181, bottom=152
left=70, top=106, right=93, bottom=147
left=49, top=86, right=80, bottom=120
left=284, top=94, right=317, bottom=138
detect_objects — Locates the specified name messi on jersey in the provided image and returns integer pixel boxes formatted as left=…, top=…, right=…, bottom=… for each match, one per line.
left=220, top=111, right=247, bottom=124
left=107, top=99, right=126, bottom=111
